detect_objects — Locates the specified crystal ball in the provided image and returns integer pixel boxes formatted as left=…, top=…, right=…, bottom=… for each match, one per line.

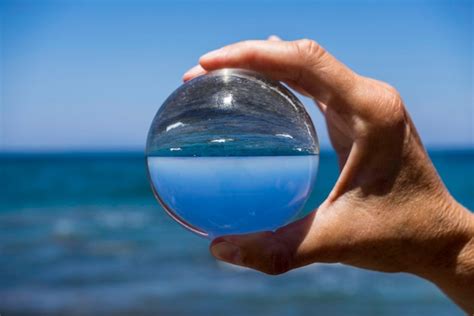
left=146, top=69, right=319, bottom=238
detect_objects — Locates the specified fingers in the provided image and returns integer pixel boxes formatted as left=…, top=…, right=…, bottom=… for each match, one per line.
left=183, top=36, right=281, bottom=82
left=210, top=212, right=319, bottom=275
left=182, top=64, right=206, bottom=82
left=267, top=35, right=281, bottom=41
left=196, top=39, right=359, bottom=106
left=266, top=35, right=314, bottom=97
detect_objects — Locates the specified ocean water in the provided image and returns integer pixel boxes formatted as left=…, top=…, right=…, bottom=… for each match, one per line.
left=0, top=150, right=472, bottom=316
left=147, top=156, right=319, bottom=238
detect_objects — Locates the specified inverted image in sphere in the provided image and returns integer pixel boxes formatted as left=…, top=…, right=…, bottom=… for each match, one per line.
left=146, top=69, right=319, bottom=238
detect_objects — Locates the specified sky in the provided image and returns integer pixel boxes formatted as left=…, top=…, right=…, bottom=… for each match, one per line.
left=0, top=0, right=472, bottom=151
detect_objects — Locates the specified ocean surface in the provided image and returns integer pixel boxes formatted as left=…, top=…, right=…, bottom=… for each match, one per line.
left=1, top=149, right=472, bottom=316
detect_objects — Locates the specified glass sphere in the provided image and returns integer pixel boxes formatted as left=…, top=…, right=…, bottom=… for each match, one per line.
left=146, top=69, right=319, bottom=239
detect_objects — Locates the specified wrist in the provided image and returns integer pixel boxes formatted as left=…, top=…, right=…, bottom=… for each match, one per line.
left=415, top=201, right=474, bottom=277
left=412, top=200, right=474, bottom=312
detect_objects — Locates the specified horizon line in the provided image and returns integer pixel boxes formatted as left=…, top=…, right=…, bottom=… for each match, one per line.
left=1, top=145, right=473, bottom=156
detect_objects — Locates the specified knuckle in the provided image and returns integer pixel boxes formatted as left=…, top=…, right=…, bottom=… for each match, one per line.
left=358, top=80, right=407, bottom=129
left=380, top=85, right=405, bottom=125
left=291, top=39, right=326, bottom=84
left=294, top=39, right=325, bottom=61
left=384, top=84, right=402, bottom=106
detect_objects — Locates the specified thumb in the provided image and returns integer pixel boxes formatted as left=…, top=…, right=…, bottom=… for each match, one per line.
left=210, top=211, right=317, bottom=275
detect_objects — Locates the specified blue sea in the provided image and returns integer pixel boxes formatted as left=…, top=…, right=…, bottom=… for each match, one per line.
left=1, top=149, right=472, bottom=315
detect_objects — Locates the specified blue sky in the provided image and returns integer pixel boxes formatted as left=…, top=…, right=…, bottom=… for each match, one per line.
left=1, top=0, right=472, bottom=151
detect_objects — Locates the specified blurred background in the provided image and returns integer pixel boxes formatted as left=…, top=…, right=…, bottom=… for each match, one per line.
left=0, top=0, right=472, bottom=315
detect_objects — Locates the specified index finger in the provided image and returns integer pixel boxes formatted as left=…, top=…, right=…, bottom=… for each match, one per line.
left=195, top=39, right=359, bottom=107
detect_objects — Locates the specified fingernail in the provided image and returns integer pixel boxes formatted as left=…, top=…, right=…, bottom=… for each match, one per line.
left=182, top=72, right=192, bottom=82
left=200, top=48, right=223, bottom=61
left=211, top=241, right=241, bottom=263
left=182, top=66, right=202, bottom=81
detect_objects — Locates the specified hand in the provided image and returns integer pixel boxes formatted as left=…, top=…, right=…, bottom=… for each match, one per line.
left=183, top=37, right=474, bottom=312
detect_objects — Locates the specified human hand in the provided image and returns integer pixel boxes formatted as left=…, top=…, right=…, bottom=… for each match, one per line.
left=183, top=37, right=474, bottom=312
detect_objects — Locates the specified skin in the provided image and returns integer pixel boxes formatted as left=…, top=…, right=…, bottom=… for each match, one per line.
left=183, top=37, right=474, bottom=313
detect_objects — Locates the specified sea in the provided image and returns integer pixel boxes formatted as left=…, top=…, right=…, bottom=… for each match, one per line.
left=1, top=149, right=472, bottom=316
